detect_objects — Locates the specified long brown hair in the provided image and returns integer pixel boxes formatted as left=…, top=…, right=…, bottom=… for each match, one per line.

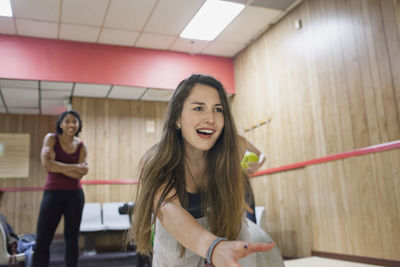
left=130, top=74, right=246, bottom=255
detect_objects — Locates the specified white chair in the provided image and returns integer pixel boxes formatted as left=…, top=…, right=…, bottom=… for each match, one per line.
left=80, top=202, right=107, bottom=232
left=102, top=202, right=130, bottom=231
left=0, top=222, right=25, bottom=265
left=80, top=202, right=106, bottom=256
left=255, top=206, right=266, bottom=227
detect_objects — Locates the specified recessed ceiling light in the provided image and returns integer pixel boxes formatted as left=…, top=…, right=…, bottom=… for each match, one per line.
left=180, top=0, right=244, bottom=41
left=0, top=0, right=12, bottom=17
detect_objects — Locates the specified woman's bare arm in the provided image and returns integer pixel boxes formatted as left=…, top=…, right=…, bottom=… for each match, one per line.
left=154, top=186, right=275, bottom=266
left=41, top=133, right=88, bottom=180
left=62, top=143, right=88, bottom=179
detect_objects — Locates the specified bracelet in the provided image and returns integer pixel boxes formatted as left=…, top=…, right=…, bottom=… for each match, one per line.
left=206, top=237, right=228, bottom=265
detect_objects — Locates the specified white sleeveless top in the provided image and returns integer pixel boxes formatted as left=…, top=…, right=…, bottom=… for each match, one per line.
left=152, top=216, right=285, bottom=267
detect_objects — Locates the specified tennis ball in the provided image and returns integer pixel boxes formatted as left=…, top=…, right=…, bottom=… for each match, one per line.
left=151, top=224, right=155, bottom=247
left=241, top=152, right=259, bottom=169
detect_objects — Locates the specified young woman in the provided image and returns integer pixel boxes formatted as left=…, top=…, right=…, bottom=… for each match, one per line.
left=131, top=74, right=284, bottom=266
left=33, top=110, right=88, bottom=267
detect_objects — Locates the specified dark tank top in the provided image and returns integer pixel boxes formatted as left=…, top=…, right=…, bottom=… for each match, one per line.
left=187, top=192, right=204, bottom=218
left=45, top=134, right=83, bottom=190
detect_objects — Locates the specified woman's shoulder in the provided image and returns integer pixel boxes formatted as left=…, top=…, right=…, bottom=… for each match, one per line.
left=45, top=132, right=57, bottom=138
left=73, top=136, right=82, bottom=143
left=43, top=132, right=57, bottom=144
left=73, top=136, right=86, bottom=150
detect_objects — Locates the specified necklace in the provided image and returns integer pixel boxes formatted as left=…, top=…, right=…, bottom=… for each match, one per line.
left=185, top=160, right=201, bottom=192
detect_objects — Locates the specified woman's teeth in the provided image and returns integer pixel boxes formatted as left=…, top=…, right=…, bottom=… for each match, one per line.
left=197, top=129, right=214, bottom=135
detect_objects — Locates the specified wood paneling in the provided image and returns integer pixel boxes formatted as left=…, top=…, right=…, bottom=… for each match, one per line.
left=233, top=0, right=400, bottom=261
left=72, top=97, right=168, bottom=204
left=0, top=114, right=56, bottom=234
left=0, top=99, right=167, bottom=237
left=0, top=133, right=30, bottom=178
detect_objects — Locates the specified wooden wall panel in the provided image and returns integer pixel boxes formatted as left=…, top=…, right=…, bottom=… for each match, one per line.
left=0, top=98, right=166, bottom=236
left=233, top=0, right=400, bottom=261
left=72, top=97, right=168, bottom=204
left=0, top=114, right=56, bottom=234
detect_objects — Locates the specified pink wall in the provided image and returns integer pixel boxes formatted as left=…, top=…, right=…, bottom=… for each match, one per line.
left=0, top=34, right=235, bottom=93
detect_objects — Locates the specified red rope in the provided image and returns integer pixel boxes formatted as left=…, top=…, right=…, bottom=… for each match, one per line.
left=1, top=140, right=399, bottom=191
left=250, top=140, right=400, bottom=177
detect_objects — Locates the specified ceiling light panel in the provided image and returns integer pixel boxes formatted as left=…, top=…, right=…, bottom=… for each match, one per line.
left=0, top=0, right=13, bottom=17
left=180, top=0, right=245, bottom=41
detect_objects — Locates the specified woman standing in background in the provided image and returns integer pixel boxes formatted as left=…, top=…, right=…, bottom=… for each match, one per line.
left=33, top=110, right=88, bottom=267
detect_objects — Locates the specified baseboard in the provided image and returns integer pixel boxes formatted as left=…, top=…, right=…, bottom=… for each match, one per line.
left=282, top=255, right=298, bottom=260
left=312, top=250, right=400, bottom=267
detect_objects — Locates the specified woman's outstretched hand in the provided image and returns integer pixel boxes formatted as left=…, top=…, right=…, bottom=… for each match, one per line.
left=211, top=240, right=275, bottom=267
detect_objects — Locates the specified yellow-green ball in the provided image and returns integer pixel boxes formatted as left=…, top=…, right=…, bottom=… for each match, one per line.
left=241, top=152, right=259, bottom=169
left=151, top=224, right=155, bottom=247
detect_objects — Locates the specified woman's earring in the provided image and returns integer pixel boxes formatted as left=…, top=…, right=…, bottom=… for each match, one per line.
left=176, top=122, right=181, bottom=130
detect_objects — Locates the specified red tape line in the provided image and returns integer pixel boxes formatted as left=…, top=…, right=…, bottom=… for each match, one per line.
left=250, top=140, right=400, bottom=177
left=1, top=140, right=399, bottom=191
left=0, top=180, right=139, bottom=192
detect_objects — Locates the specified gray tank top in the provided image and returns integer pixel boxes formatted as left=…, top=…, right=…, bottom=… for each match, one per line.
left=152, top=215, right=285, bottom=267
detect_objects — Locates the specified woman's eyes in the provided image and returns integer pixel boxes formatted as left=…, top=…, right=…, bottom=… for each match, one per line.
left=63, top=119, right=78, bottom=124
left=193, top=106, right=223, bottom=113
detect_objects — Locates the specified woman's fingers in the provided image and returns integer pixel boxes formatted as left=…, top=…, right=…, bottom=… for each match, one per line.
left=212, top=241, right=275, bottom=267
left=234, top=241, right=275, bottom=260
left=245, top=242, right=275, bottom=253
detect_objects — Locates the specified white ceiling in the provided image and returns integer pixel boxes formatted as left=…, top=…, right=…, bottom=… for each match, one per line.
left=0, top=0, right=302, bottom=115
left=0, top=79, right=176, bottom=115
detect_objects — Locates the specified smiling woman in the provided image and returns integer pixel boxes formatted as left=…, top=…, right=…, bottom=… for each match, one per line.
left=33, top=110, right=88, bottom=267
left=130, top=74, right=284, bottom=267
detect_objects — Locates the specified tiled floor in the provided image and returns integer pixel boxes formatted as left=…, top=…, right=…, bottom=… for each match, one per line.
left=284, top=257, right=383, bottom=267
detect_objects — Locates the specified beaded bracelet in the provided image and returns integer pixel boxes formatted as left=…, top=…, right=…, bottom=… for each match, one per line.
left=205, top=237, right=228, bottom=265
